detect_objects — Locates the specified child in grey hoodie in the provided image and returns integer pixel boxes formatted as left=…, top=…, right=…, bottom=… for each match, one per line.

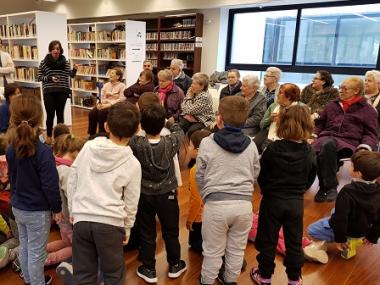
left=196, top=96, right=260, bottom=285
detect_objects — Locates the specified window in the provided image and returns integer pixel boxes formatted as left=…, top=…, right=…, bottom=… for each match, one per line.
left=226, top=1, right=380, bottom=83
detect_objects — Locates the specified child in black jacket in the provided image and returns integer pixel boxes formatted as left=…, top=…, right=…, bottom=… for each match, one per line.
left=251, top=101, right=317, bottom=285
left=307, top=150, right=380, bottom=260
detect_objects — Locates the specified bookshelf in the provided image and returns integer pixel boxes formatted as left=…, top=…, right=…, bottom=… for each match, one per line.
left=143, top=13, right=203, bottom=76
left=0, top=11, right=71, bottom=126
left=68, top=20, right=146, bottom=109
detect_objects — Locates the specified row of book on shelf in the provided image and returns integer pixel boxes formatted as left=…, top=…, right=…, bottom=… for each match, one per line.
left=70, top=48, right=95, bottom=59
left=75, top=64, right=124, bottom=78
left=97, top=47, right=125, bottom=59
left=72, top=79, right=96, bottom=91
left=160, top=43, right=194, bottom=51
left=11, top=45, right=38, bottom=60
left=97, top=30, right=125, bottom=41
left=146, top=43, right=158, bottom=51
left=145, top=58, right=158, bottom=67
left=0, top=23, right=36, bottom=38
left=68, top=31, right=96, bottom=42
left=146, top=32, right=158, bottom=40
left=15, top=67, right=38, bottom=81
left=68, top=30, right=126, bottom=42
left=160, top=31, right=193, bottom=40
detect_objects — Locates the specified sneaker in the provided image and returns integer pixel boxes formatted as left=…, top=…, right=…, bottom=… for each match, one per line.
left=314, top=188, right=327, bottom=202
left=137, top=265, right=158, bottom=283
left=341, top=237, right=364, bottom=259
left=12, top=256, right=21, bottom=273
left=303, top=241, right=329, bottom=264
left=288, top=277, right=303, bottom=285
left=0, top=246, right=9, bottom=268
left=217, top=271, right=237, bottom=285
left=168, top=260, right=187, bottom=278
left=250, top=267, right=271, bottom=285
left=199, top=276, right=212, bottom=285
left=325, top=187, right=338, bottom=202
left=56, top=262, right=74, bottom=285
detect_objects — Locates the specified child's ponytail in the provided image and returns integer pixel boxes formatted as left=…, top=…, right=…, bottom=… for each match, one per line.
left=15, top=121, right=38, bottom=158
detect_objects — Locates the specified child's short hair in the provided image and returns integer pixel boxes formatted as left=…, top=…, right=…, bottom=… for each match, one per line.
left=190, top=130, right=211, bottom=149
left=351, top=151, right=380, bottom=181
left=53, top=123, right=70, bottom=140
left=107, top=101, right=140, bottom=138
left=140, top=103, right=166, bottom=136
left=276, top=105, right=314, bottom=141
left=138, top=92, right=160, bottom=112
left=218, top=96, right=248, bottom=128
left=53, top=134, right=86, bottom=157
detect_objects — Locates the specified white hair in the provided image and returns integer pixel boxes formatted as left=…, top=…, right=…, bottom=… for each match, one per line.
left=266, top=67, right=282, bottom=81
left=365, top=70, right=380, bottom=84
left=242, top=74, right=260, bottom=89
left=170, top=58, right=184, bottom=70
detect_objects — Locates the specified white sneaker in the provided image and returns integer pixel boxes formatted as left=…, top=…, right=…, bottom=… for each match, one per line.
left=304, top=242, right=329, bottom=264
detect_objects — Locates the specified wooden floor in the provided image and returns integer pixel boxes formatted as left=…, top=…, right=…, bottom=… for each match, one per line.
left=1, top=106, right=380, bottom=285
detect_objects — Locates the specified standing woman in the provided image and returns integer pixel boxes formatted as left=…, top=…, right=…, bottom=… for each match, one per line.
left=87, top=68, right=125, bottom=136
left=38, top=40, right=77, bottom=144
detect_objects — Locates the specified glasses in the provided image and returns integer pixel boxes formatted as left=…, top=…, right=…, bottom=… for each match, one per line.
left=339, top=85, right=354, bottom=92
left=313, top=77, right=322, bottom=81
left=264, top=74, right=276, bottom=78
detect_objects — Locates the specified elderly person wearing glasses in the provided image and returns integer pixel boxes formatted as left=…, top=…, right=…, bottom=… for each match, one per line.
left=170, top=58, right=192, bottom=94
left=219, top=69, right=242, bottom=100
left=179, top=73, right=214, bottom=134
left=312, top=76, right=378, bottom=203
left=260, top=67, right=282, bottom=107
left=236, top=74, right=266, bottom=136
left=301, top=70, right=338, bottom=119
left=364, top=70, right=380, bottom=136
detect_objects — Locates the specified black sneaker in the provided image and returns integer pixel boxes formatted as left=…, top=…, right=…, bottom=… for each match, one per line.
left=218, top=271, right=237, bottom=285
left=314, top=188, right=327, bottom=203
left=199, top=276, right=212, bottom=285
left=325, top=187, right=338, bottom=202
left=56, top=262, right=73, bottom=285
left=168, top=260, right=187, bottom=278
left=136, top=265, right=157, bottom=283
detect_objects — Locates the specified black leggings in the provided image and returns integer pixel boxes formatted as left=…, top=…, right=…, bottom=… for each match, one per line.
left=43, top=92, right=68, bottom=137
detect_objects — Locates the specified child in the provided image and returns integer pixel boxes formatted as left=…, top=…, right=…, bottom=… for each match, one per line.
left=68, top=101, right=141, bottom=285
left=307, top=151, right=380, bottom=260
left=52, top=123, right=70, bottom=151
left=197, top=96, right=260, bottom=285
left=6, top=94, right=63, bottom=284
left=45, top=134, right=86, bottom=266
left=129, top=103, right=186, bottom=284
left=251, top=104, right=316, bottom=285
left=186, top=129, right=211, bottom=252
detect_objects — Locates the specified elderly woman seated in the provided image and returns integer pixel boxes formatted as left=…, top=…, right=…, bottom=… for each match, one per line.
left=87, top=68, right=125, bottom=136
left=301, top=70, right=338, bottom=119
left=154, top=69, right=184, bottom=121
left=312, top=76, right=378, bottom=203
left=179, top=73, right=214, bottom=135
left=124, top=70, right=155, bottom=104
left=254, top=83, right=305, bottom=152
left=364, top=70, right=380, bottom=137
left=260, top=67, right=282, bottom=108
left=235, top=74, right=266, bottom=136
left=219, top=69, right=242, bottom=100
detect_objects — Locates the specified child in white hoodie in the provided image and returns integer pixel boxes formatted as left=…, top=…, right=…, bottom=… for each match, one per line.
left=68, top=101, right=142, bottom=285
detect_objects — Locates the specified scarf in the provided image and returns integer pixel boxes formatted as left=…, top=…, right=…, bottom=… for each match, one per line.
left=341, top=96, right=362, bottom=112
left=44, top=54, right=67, bottom=70
left=158, top=81, right=174, bottom=104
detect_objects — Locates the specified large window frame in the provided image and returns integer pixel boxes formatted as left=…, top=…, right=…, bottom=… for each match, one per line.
left=225, top=0, right=380, bottom=75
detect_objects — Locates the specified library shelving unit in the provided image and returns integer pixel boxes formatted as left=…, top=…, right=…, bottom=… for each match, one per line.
left=144, top=13, right=203, bottom=76
left=68, top=20, right=146, bottom=109
left=0, top=11, right=71, bottom=125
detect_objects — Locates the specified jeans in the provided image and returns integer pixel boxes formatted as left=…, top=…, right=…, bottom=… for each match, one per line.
left=307, top=217, right=335, bottom=242
left=12, top=207, right=51, bottom=285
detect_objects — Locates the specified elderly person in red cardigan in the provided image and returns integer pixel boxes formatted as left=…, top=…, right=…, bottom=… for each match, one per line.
left=312, top=76, right=378, bottom=203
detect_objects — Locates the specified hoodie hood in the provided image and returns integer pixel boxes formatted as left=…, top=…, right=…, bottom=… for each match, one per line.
left=213, top=125, right=251, bottom=153
left=345, top=181, right=380, bottom=215
left=87, top=137, right=134, bottom=173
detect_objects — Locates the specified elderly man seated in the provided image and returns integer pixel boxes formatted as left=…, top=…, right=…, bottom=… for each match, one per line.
left=313, top=76, right=379, bottom=203
left=219, top=69, right=242, bottom=100
left=170, top=58, right=192, bottom=94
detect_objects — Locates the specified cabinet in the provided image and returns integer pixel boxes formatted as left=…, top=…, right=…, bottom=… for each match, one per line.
left=0, top=11, right=71, bottom=125
left=144, top=13, right=203, bottom=76
left=68, top=20, right=146, bottom=109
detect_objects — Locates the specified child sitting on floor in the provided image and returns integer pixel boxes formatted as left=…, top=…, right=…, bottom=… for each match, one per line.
left=307, top=151, right=380, bottom=260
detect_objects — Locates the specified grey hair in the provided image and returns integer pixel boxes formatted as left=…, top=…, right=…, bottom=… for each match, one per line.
left=266, top=67, right=282, bottom=81
left=170, top=58, right=184, bottom=70
left=242, top=74, right=260, bottom=90
left=365, top=70, right=380, bottom=84
left=192, top=72, right=209, bottom=91
left=157, top=69, right=173, bottom=81
left=228, top=69, right=240, bottom=79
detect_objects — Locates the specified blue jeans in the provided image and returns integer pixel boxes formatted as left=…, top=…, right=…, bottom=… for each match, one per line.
left=13, top=207, right=51, bottom=285
left=307, top=217, right=335, bottom=242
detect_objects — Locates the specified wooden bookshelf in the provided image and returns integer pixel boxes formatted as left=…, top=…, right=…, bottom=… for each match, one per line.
left=142, top=13, right=203, bottom=76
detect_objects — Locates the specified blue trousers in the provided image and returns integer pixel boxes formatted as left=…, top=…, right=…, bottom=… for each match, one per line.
left=307, top=217, right=335, bottom=242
